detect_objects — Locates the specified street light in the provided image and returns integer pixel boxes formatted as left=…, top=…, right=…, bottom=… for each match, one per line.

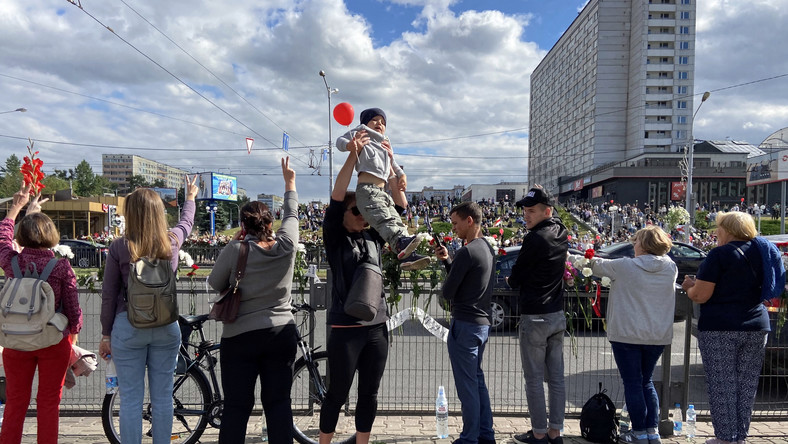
left=609, top=205, right=619, bottom=237
left=683, top=91, right=711, bottom=242
left=0, top=108, right=27, bottom=115
left=320, top=70, right=340, bottom=198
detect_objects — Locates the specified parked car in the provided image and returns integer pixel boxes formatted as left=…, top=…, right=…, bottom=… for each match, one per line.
left=594, top=240, right=706, bottom=282
left=59, top=239, right=108, bottom=268
left=489, top=246, right=607, bottom=331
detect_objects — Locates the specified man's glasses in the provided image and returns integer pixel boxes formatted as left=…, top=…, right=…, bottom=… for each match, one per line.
left=348, top=206, right=361, bottom=216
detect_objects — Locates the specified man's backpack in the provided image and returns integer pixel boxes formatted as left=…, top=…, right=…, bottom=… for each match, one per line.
left=0, top=256, right=68, bottom=351
left=580, top=382, right=618, bottom=443
left=125, top=257, right=178, bottom=328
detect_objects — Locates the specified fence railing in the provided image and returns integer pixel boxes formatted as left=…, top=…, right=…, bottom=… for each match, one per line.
left=181, top=244, right=326, bottom=268
left=12, top=280, right=787, bottom=420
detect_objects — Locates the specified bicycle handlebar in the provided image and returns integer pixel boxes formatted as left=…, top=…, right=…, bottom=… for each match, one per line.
left=291, top=302, right=316, bottom=314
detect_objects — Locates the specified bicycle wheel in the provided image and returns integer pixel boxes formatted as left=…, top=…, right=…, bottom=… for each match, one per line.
left=291, top=351, right=356, bottom=444
left=101, top=366, right=212, bottom=444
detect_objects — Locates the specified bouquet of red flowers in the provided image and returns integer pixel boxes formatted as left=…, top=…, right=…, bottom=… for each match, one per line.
left=20, top=140, right=45, bottom=195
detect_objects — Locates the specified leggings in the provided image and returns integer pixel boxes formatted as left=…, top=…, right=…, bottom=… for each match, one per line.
left=698, top=330, right=767, bottom=442
left=319, top=323, right=389, bottom=434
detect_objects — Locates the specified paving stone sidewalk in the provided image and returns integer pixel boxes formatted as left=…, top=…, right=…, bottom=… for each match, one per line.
left=36, top=415, right=788, bottom=443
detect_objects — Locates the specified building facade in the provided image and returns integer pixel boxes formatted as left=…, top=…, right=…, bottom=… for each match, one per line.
left=102, top=154, right=188, bottom=194
left=529, top=0, right=697, bottom=194
left=257, top=193, right=284, bottom=215
left=460, top=182, right=530, bottom=204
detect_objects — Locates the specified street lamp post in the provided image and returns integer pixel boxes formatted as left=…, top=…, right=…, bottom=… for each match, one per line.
left=684, top=91, right=711, bottom=243
left=0, top=108, right=27, bottom=115
left=319, top=70, right=340, bottom=198
left=609, top=205, right=619, bottom=237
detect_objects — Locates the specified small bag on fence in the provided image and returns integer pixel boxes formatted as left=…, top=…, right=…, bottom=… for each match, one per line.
left=209, top=241, right=249, bottom=323
left=580, top=382, right=618, bottom=443
left=125, top=256, right=178, bottom=328
left=0, top=256, right=68, bottom=351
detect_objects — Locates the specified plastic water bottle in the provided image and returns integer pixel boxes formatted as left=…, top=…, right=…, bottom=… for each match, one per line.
left=618, top=403, right=630, bottom=433
left=685, top=404, right=696, bottom=438
left=260, top=413, right=268, bottom=442
left=105, top=356, right=119, bottom=395
left=436, top=386, right=449, bottom=439
left=0, top=400, right=5, bottom=429
left=671, top=403, right=683, bottom=436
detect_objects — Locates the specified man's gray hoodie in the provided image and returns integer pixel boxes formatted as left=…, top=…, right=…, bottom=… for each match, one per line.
left=591, top=254, right=678, bottom=345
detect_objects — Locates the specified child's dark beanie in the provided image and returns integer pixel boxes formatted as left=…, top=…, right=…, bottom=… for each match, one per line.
left=360, top=108, right=386, bottom=126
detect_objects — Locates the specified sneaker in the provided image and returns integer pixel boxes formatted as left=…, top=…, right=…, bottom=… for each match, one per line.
left=618, top=431, right=649, bottom=444
left=547, top=436, right=563, bottom=444
left=396, top=235, right=421, bottom=260
left=513, top=431, right=548, bottom=444
left=400, top=252, right=430, bottom=271
left=479, top=438, right=496, bottom=444
left=646, top=434, right=661, bottom=444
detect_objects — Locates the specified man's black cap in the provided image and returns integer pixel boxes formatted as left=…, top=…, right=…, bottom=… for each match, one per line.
left=515, top=187, right=553, bottom=208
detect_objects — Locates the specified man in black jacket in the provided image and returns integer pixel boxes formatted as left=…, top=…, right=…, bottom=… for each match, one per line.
left=507, top=186, right=568, bottom=444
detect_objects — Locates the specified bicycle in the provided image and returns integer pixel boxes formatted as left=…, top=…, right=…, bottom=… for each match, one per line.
left=101, top=313, right=222, bottom=444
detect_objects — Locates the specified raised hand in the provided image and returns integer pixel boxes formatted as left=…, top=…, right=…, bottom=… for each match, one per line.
left=12, top=183, right=32, bottom=210
left=281, top=156, right=296, bottom=191
left=185, top=174, right=199, bottom=201
left=26, top=192, right=50, bottom=215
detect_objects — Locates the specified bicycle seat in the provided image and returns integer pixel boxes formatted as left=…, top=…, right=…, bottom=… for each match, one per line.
left=178, top=314, right=210, bottom=327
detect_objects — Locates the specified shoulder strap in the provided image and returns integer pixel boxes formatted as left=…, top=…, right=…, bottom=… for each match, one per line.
left=39, top=258, right=61, bottom=281
left=234, top=241, right=250, bottom=282
left=735, top=241, right=759, bottom=283
left=11, top=255, right=22, bottom=278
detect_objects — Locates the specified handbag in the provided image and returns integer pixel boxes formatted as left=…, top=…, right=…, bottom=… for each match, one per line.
left=209, top=241, right=249, bottom=323
left=343, top=234, right=382, bottom=322
left=344, top=262, right=383, bottom=321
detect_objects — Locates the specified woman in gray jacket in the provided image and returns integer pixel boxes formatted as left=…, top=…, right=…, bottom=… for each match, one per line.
left=208, top=157, right=298, bottom=444
left=587, top=226, right=677, bottom=444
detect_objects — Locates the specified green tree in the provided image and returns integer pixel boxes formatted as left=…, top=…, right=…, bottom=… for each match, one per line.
left=127, top=175, right=151, bottom=191
left=0, top=154, right=23, bottom=197
left=41, top=175, right=70, bottom=193
left=151, top=179, right=167, bottom=188
left=72, top=160, right=98, bottom=197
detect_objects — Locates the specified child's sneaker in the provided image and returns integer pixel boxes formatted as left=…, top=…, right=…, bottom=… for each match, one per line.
left=396, top=235, right=421, bottom=260
left=646, top=428, right=661, bottom=444
left=400, top=252, right=430, bottom=271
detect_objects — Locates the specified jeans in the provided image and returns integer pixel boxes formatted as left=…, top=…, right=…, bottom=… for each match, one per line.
left=610, top=342, right=665, bottom=431
left=219, top=324, right=298, bottom=444
left=320, top=323, right=389, bottom=434
left=448, top=319, right=495, bottom=444
left=0, top=336, right=71, bottom=444
left=519, top=311, right=565, bottom=433
left=111, top=311, right=181, bottom=444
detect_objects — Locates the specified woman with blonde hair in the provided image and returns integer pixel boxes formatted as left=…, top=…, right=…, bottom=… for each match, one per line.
left=577, top=225, right=677, bottom=444
left=0, top=185, right=82, bottom=444
left=99, top=176, right=199, bottom=444
left=682, top=212, right=783, bottom=444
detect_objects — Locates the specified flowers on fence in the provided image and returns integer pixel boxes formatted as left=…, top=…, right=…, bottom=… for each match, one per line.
left=179, top=250, right=199, bottom=315
left=382, top=233, right=446, bottom=314
left=565, top=248, right=607, bottom=329
left=293, top=243, right=309, bottom=303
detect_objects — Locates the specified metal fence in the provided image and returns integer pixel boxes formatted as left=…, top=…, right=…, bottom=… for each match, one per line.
left=12, top=280, right=787, bottom=420
left=181, top=245, right=325, bottom=268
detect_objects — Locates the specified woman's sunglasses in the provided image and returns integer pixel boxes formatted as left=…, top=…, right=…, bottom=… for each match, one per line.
left=348, top=206, right=361, bottom=216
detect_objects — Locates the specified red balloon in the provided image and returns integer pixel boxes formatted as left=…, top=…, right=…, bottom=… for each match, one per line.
left=333, top=102, right=354, bottom=126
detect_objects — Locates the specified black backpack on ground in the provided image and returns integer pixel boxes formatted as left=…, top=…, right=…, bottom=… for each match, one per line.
left=580, top=382, right=618, bottom=443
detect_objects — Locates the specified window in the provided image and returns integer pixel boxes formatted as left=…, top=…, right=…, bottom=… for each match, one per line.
left=680, top=11, right=690, bottom=19
left=678, top=71, right=689, bottom=79
left=676, top=130, right=686, bottom=139
left=677, top=101, right=687, bottom=109
left=676, top=86, right=688, bottom=94
left=681, top=0, right=690, bottom=4
left=680, top=26, right=690, bottom=34
left=677, top=116, right=687, bottom=124
left=678, top=56, right=688, bottom=64
left=679, top=41, right=690, bottom=50
left=660, top=42, right=671, bottom=48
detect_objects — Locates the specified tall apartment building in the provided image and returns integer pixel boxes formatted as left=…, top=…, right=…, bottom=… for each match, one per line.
left=528, top=0, right=697, bottom=194
left=102, top=154, right=188, bottom=194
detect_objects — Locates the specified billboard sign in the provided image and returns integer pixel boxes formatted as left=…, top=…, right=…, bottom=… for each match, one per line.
left=195, top=173, right=238, bottom=201
left=151, top=187, right=178, bottom=208
left=746, top=152, right=788, bottom=186
left=591, top=186, right=603, bottom=199
left=671, top=182, right=686, bottom=201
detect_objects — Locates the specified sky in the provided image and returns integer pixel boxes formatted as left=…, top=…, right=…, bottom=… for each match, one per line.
left=1, top=0, right=787, bottom=203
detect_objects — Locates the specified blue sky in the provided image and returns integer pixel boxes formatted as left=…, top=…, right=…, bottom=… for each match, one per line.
left=0, top=0, right=785, bottom=203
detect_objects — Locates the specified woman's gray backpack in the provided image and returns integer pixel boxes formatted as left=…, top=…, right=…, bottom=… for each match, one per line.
left=125, top=257, right=178, bottom=328
left=580, top=382, right=618, bottom=443
left=0, top=256, right=68, bottom=351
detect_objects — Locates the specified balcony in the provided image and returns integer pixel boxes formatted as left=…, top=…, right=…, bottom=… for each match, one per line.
left=645, top=78, right=675, bottom=87
left=646, top=63, right=675, bottom=71
left=647, top=48, right=675, bottom=56
left=648, top=34, right=677, bottom=42
left=648, top=19, right=676, bottom=27
left=645, top=123, right=673, bottom=131
left=645, top=93, right=674, bottom=101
